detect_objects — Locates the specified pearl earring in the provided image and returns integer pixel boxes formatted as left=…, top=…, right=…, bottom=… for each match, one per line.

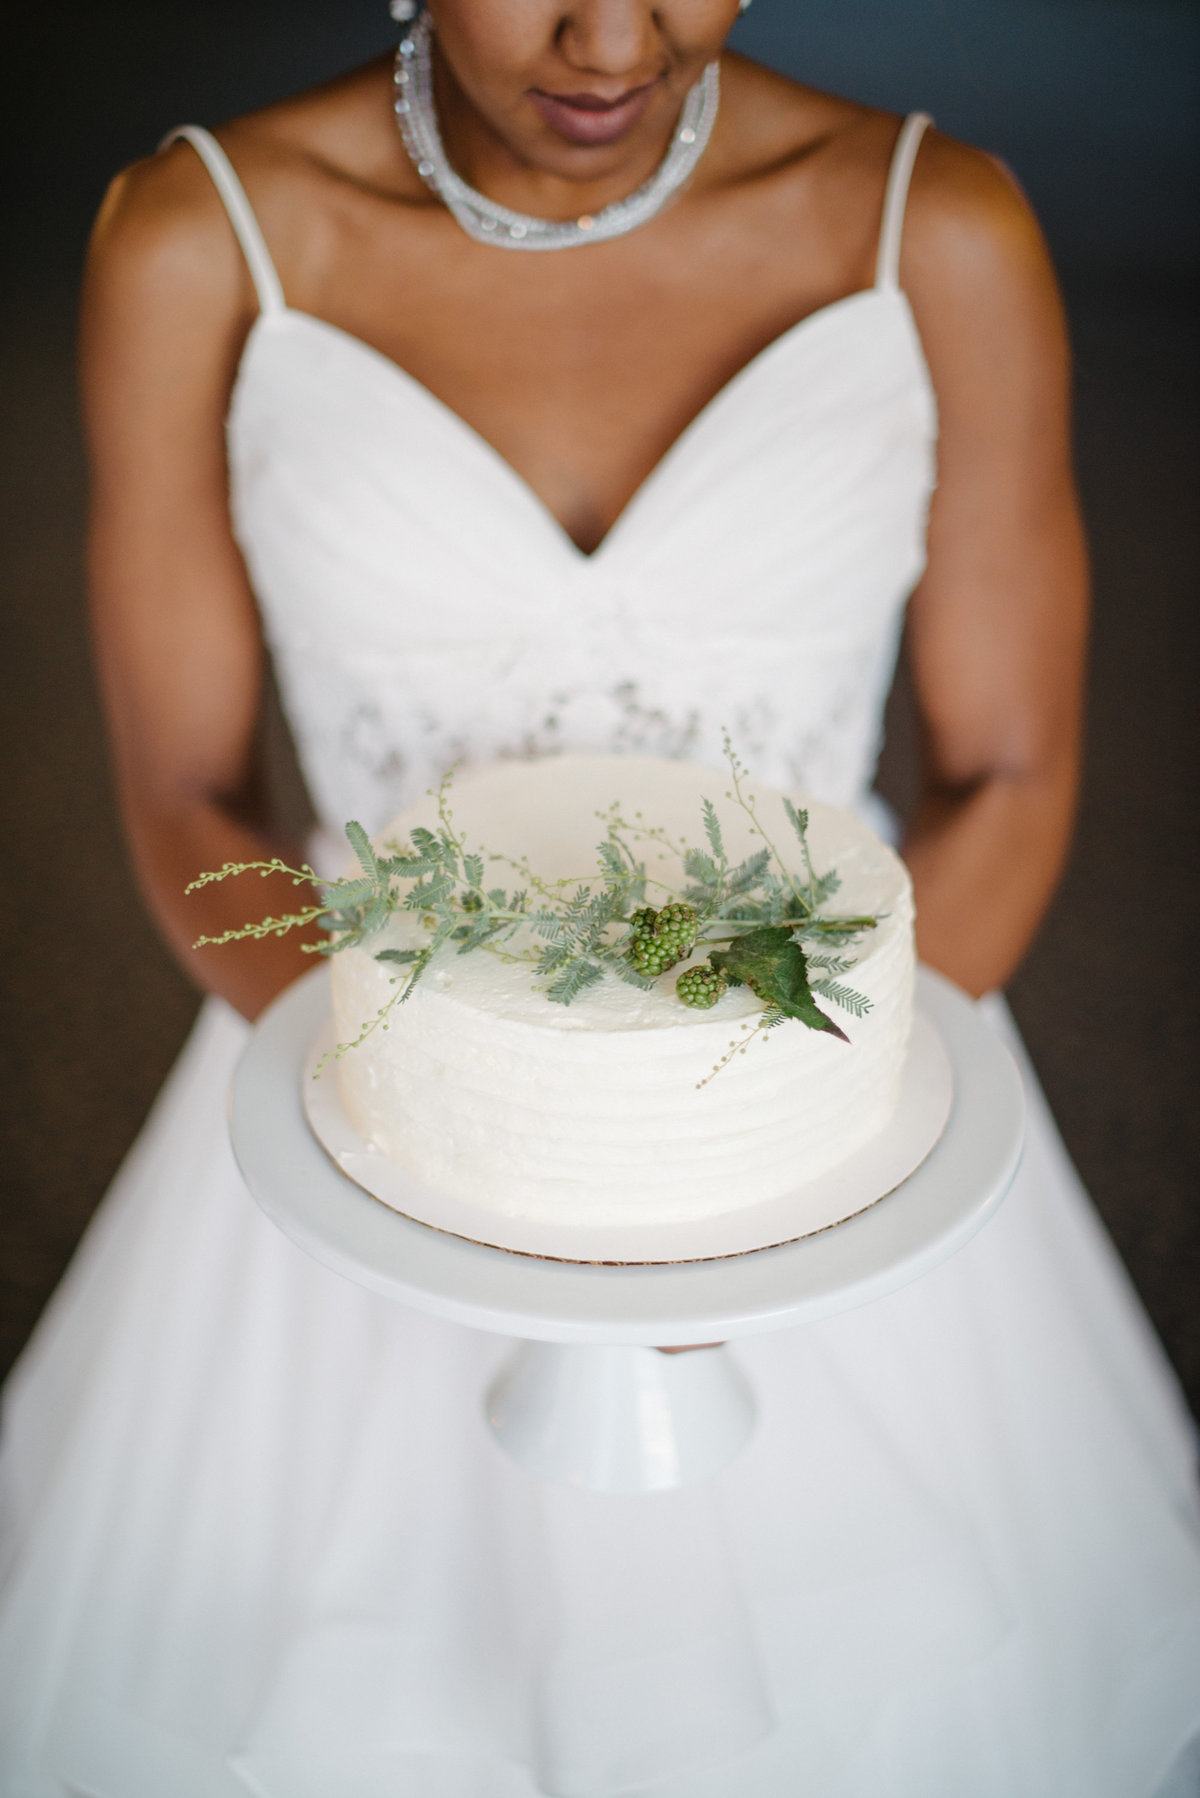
left=738, top=0, right=753, bottom=10
left=389, top=0, right=417, bottom=20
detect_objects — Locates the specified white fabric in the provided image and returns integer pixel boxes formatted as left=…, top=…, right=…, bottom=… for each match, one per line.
left=227, top=284, right=934, bottom=845
left=3, top=118, right=1200, bottom=1797
left=875, top=113, right=932, bottom=290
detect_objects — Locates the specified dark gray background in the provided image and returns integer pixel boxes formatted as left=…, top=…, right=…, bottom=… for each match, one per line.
left=2, top=2, right=1197, bottom=1399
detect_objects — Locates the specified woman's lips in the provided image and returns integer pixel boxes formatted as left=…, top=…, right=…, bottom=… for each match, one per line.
left=528, top=80, right=660, bottom=147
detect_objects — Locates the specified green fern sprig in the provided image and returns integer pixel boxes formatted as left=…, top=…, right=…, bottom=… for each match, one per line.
left=810, top=979, right=873, bottom=1018
left=189, top=741, right=884, bottom=1071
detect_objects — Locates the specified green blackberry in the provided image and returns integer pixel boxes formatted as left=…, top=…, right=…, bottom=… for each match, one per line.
left=627, top=907, right=659, bottom=943
left=654, top=903, right=699, bottom=957
left=625, top=902, right=700, bottom=977
left=628, top=935, right=681, bottom=977
left=676, top=966, right=728, bottom=1009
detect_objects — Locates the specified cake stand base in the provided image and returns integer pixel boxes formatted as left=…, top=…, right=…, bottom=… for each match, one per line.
left=486, top=1341, right=756, bottom=1492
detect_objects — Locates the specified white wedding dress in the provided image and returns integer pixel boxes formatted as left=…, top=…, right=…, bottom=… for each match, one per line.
left=2, top=116, right=1199, bottom=1798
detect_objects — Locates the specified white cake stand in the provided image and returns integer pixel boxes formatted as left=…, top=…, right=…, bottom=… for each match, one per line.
left=230, top=965, right=1023, bottom=1492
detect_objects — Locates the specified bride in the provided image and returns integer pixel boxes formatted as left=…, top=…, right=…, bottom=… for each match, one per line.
left=3, top=2, right=1199, bottom=1793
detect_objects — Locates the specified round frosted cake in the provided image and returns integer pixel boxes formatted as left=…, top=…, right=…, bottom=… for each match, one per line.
left=329, top=756, right=914, bottom=1227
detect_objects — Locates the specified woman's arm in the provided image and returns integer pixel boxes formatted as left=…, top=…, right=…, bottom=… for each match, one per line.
left=82, top=145, right=317, bottom=1021
left=900, top=137, right=1089, bottom=996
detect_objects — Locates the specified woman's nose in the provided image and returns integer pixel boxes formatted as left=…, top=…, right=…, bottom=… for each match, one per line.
left=555, top=0, right=664, bottom=80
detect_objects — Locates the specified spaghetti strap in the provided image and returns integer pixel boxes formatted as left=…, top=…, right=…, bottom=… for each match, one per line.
left=160, top=125, right=285, bottom=316
left=875, top=112, right=933, bottom=292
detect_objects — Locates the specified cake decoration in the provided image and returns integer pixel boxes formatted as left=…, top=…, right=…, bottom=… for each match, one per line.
left=188, top=739, right=881, bottom=1078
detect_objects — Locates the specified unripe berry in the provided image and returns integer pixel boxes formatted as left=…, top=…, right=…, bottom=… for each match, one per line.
left=676, top=966, right=728, bottom=1009
left=629, top=937, right=680, bottom=976
left=654, top=903, right=699, bottom=956
left=625, top=903, right=700, bottom=977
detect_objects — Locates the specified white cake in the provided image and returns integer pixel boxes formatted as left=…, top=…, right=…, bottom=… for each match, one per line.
left=330, top=757, right=914, bottom=1227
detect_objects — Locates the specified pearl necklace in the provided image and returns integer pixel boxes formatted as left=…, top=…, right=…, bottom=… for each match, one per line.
left=392, top=14, right=720, bottom=251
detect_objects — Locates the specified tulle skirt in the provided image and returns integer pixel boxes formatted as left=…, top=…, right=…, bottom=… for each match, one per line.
left=2, top=996, right=1199, bottom=1798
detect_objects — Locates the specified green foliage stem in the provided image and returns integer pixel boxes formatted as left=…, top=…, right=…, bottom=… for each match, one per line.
left=188, top=741, right=883, bottom=1066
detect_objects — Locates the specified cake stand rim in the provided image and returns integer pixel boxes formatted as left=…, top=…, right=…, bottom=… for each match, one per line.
left=229, top=964, right=1024, bottom=1344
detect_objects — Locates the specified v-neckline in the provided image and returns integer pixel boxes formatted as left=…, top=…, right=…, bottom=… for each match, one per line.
left=241, top=284, right=910, bottom=563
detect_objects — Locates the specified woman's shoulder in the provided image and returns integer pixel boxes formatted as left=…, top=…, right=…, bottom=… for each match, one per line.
left=719, top=52, right=1049, bottom=293
left=87, top=58, right=410, bottom=320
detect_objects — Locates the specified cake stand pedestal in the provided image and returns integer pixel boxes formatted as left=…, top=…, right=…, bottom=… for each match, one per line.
left=485, top=1338, right=759, bottom=1490
left=230, top=965, right=1023, bottom=1493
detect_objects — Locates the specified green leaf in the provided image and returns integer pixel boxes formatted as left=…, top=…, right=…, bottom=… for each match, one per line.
left=701, top=797, right=726, bottom=863
left=390, top=851, right=442, bottom=878
left=683, top=847, right=720, bottom=888
left=344, top=820, right=378, bottom=880
left=375, top=948, right=420, bottom=966
left=609, top=959, right=657, bottom=992
left=708, top=927, right=849, bottom=1041
left=321, top=930, right=365, bottom=955
left=783, top=798, right=809, bottom=844
left=723, top=847, right=772, bottom=899
left=811, top=979, right=872, bottom=1018
left=597, top=841, right=626, bottom=885
left=319, top=876, right=377, bottom=907
left=404, top=875, right=455, bottom=910
left=546, top=959, right=605, bottom=1004
left=454, top=916, right=509, bottom=955
left=408, top=826, right=442, bottom=859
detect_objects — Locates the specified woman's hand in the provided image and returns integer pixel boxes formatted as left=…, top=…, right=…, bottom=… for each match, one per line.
left=899, top=138, right=1089, bottom=996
